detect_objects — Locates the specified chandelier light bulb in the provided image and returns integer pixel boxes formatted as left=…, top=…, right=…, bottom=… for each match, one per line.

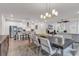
left=40, top=14, right=43, bottom=19
left=48, top=14, right=52, bottom=18
left=55, top=11, right=58, bottom=16
left=52, top=9, right=56, bottom=15
left=43, top=16, right=46, bottom=19
left=45, top=12, right=49, bottom=17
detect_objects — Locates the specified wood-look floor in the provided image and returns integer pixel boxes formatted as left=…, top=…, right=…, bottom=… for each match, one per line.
left=7, top=39, right=43, bottom=56
left=7, top=39, right=79, bottom=56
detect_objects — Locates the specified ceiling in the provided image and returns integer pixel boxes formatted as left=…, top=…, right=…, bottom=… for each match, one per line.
left=0, top=3, right=79, bottom=22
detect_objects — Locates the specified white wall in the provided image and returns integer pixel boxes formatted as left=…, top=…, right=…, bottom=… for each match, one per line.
left=48, top=18, right=78, bottom=34
left=1, top=15, right=47, bottom=35
left=64, top=18, right=78, bottom=34
left=35, top=22, right=47, bottom=34
left=0, top=15, right=26, bottom=35
left=5, top=21, right=26, bottom=35
left=2, top=15, right=6, bottom=35
left=0, top=18, right=2, bottom=35
left=25, top=20, right=47, bottom=34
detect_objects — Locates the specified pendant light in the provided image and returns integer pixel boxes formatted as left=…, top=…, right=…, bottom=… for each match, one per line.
left=40, top=4, right=58, bottom=19
left=40, top=14, right=44, bottom=19
left=52, top=9, right=55, bottom=14
left=45, top=12, right=49, bottom=17
left=55, top=11, right=58, bottom=16
left=48, top=14, right=52, bottom=18
left=43, top=16, right=46, bottom=19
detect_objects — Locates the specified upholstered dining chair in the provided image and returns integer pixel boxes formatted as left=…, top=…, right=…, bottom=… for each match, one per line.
left=39, top=37, right=56, bottom=56
left=29, top=33, right=41, bottom=55
left=53, top=35, right=75, bottom=56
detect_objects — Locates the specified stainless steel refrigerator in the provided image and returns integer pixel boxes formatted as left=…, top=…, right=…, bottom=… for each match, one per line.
left=9, top=26, right=17, bottom=39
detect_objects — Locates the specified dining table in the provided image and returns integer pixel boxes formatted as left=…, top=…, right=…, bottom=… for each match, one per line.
left=36, top=34, right=74, bottom=56
left=49, top=37, right=74, bottom=55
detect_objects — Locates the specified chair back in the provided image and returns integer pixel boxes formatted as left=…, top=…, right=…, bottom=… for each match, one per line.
left=53, top=35, right=65, bottom=45
left=30, top=33, right=40, bottom=46
left=33, top=34, right=40, bottom=46
left=39, top=37, right=53, bottom=54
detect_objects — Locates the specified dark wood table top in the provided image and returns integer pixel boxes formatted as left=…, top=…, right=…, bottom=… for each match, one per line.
left=36, top=34, right=74, bottom=49
left=50, top=39, right=74, bottom=49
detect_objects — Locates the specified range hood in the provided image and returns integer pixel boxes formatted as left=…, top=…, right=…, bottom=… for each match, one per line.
left=57, top=19, right=69, bottom=23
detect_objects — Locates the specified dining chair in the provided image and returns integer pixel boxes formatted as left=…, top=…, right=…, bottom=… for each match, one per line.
left=69, top=42, right=78, bottom=56
left=39, top=37, right=56, bottom=56
left=52, top=35, right=65, bottom=55
left=53, top=35, right=65, bottom=45
left=32, top=34, right=40, bottom=47
left=75, top=46, right=79, bottom=56
left=29, top=33, right=41, bottom=55
left=53, top=35, right=75, bottom=56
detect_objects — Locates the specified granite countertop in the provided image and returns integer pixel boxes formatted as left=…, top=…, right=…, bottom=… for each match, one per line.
left=0, top=35, right=8, bottom=44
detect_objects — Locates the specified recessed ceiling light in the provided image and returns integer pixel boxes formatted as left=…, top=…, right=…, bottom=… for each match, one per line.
left=10, top=14, right=14, bottom=17
left=77, top=11, right=79, bottom=14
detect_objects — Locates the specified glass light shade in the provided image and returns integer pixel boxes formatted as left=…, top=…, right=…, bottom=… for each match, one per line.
left=43, top=16, right=46, bottom=19
left=52, top=9, right=56, bottom=15
left=55, top=11, right=58, bottom=16
left=45, top=12, right=49, bottom=16
left=40, top=14, right=43, bottom=18
left=48, top=14, right=52, bottom=18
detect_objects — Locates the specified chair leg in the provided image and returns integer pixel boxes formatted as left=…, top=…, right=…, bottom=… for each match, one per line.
left=61, top=49, right=63, bottom=56
left=55, top=48, right=59, bottom=56
left=54, top=48, right=61, bottom=56
left=72, top=43, right=74, bottom=49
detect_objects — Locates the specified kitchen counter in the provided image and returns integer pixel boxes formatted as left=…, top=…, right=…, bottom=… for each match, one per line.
left=0, top=35, right=9, bottom=56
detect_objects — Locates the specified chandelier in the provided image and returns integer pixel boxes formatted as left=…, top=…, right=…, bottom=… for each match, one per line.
left=40, top=4, right=58, bottom=19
